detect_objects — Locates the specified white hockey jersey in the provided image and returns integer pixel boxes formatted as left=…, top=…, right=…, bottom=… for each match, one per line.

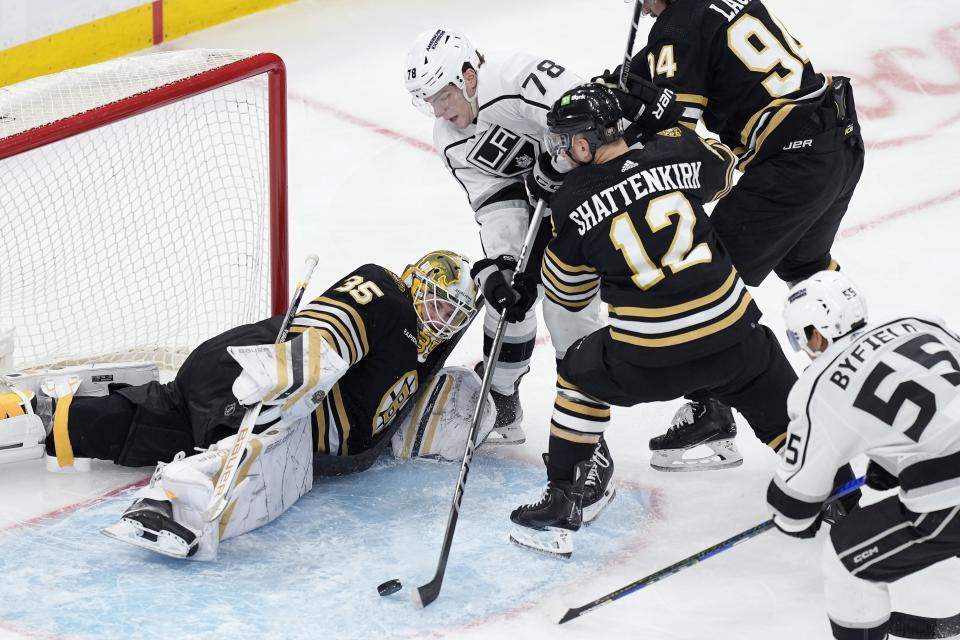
left=432, top=51, right=582, bottom=259
left=768, top=315, right=960, bottom=532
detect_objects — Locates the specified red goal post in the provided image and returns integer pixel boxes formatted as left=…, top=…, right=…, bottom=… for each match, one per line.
left=0, top=49, right=288, bottom=370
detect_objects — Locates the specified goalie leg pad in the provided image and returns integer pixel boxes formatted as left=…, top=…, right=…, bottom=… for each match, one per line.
left=0, top=388, right=44, bottom=464
left=105, top=416, right=314, bottom=561
left=391, top=366, right=496, bottom=461
left=2, top=361, right=159, bottom=398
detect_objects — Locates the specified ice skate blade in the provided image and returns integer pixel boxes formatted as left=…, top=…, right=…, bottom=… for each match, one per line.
left=583, top=486, right=616, bottom=525
left=483, top=424, right=526, bottom=445
left=649, top=439, right=743, bottom=472
left=101, top=519, right=195, bottom=559
left=508, top=526, right=573, bottom=558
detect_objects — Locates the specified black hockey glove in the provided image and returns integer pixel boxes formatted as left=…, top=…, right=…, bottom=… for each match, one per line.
left=865, top=460, right=900, bottom=491
left=471, top=256, right=537, bottom=323
left=592, top=65, right=684, bottom=143
left=524, top=152, right=566, bottom=206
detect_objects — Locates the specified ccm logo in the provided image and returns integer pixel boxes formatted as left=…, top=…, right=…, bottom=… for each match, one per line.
left=852, top=546, right=880, bottom=563
left=783, top=139, right=813, bottom=151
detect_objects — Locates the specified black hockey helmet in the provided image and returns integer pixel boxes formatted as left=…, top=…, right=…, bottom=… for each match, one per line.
left=546, top=84, right=624, bottom=157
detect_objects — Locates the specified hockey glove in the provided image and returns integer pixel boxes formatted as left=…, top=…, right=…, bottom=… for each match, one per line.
left=524, top=152, right=567, bottom=206
left=592, top=65, right=684, bottom=143
left=229, top=328, right=349, bottom=422
left=471, top=256, right=537, bottom=323
left=865, top=460, right=900, bottom=491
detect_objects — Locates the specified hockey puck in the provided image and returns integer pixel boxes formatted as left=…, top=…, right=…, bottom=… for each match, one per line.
left=377, top=579, right=403, bottom=597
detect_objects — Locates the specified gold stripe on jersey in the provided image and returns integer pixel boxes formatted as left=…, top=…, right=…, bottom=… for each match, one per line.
left=317, top=296, right=370, bottom=354
left=611, top=267, right=737, bottom=318
left=677, top=93, right=708, bottom=106
left=738, top=103, right=796, bottom=171
left=542, top=246, right=600, bottom=311
left=557, top=375, right=578, bottom=391
left=699, top=139, right=737, bottom=201
left=330, top=384, right=351, bottom=456
left=610, top=290, right=753, bottom=348
left=296, top=309, right=358, bottom=364
left=283, top=329, right=323, bottom=413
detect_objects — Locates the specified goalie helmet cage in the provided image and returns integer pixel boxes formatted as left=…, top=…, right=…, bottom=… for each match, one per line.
left=0, top=49, right=288, bottom=371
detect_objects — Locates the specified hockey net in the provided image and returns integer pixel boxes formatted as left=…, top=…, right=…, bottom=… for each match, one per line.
left=0, top=49, right=288, bottom=372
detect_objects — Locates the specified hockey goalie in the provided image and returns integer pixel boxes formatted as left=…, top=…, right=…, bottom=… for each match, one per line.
left=0, top=250, right=500, bottom=561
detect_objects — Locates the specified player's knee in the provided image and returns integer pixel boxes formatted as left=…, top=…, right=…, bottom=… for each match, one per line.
left=821, top=540, right=891, bottom=639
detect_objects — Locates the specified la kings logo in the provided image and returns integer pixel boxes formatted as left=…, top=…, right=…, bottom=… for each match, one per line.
left=467, top=125, right=542, bottom=177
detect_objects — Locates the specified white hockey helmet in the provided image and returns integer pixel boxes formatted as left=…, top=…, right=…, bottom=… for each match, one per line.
left=402, top=250, right=477, bottom=342
left=404, top=28, right=480, bottom=108
left=782, top=270, right=868, bottom=356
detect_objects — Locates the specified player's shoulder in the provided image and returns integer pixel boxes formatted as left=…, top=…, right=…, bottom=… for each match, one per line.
left=650, top=0, right=722, bottom=44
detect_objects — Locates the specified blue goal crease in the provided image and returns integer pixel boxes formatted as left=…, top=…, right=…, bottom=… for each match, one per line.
left=0, top=456, right=653, bottom=640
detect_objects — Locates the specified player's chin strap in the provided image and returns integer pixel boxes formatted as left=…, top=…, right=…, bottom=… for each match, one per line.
left=557, top=476, right=866, bottom=624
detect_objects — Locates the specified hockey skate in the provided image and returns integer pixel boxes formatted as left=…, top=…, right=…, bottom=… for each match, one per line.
left=101, top=497, right=200, bottom=559
left=648, top=399, right=743, bottom=472
left=509, top=458, right=590, bottom=558
left=474, top=362, right=525, bottom=445
left=582, top=436, right=616, bottom=524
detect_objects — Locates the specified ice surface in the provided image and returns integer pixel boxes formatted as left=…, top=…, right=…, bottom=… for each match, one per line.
left=2, top=1, right=959, bottom=638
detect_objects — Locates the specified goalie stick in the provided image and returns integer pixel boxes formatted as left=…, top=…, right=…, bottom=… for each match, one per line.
left=410, top=200, right=548, bottom=608
left=203, top=254, right=319, bottom=522
left=558, top=476, right=866, bottom=624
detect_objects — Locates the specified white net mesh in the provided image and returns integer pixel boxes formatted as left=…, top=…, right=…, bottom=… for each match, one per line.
left=0, top=50, right=280, bottom=370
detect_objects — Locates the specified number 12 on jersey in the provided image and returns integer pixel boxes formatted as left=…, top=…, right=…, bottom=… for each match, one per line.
left=609, top=192, right=712, bottom=291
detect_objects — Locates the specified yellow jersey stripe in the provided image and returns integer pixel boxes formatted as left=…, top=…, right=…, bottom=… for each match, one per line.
left=610, top=267, right=737, bottom=318
left=545, top=246, right=596, bottom=274
left=317, top=296, right=370, bottom=355
left=610, top=292, right=753, bottom=347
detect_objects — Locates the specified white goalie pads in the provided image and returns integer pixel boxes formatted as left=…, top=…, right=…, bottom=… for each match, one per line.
left=1, top=361, right=159, bottom=398
left=391, top=366, right=496, bottom=462
left=0, top=361, right=158, bottom=471
left=105, top=415, right=314, bottom=561
left=0, top=386, right=44, bottom=464
left=229, top=328, right=349, bottom=422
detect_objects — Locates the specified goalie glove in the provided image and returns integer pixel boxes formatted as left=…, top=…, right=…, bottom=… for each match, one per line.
left=228, top=328, right=349, bottom=422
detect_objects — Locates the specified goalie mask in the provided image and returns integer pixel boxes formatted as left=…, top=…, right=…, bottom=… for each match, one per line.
left=783, top=270, right=868, bottom=357
left=402, top=250, right=477, bottom=342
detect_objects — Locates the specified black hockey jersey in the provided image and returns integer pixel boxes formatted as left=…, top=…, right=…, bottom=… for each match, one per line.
left=288, top=264, right=436, bottom=456
left=544, top=127, right=760, bottom=366
left=640, top=0, right=827, bottom=169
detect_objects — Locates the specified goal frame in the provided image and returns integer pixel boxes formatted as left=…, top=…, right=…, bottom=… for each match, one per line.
left=0, top=52, right=289, bottom=316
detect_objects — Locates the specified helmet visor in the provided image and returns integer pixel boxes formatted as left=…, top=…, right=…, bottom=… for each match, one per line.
left=785, top=327, right=804, bottom=353
left=545, top=131, right=575, bottom=158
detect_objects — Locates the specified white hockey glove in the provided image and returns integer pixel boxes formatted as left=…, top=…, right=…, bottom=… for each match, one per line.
left=229, top=328, right=349, bottom=422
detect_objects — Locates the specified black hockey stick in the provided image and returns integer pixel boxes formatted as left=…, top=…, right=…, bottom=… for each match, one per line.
left=203, top=254, right=320, bottom=522
left=889, top=610, right=960, bottom=639
left=558, top=476, right=866, bottom=624
left=411, top=200, right=548, bottom=608
left=619, top=0, right=644, bottom=91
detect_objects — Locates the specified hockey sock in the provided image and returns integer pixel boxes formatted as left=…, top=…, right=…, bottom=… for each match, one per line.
left=547, top=435, right=596, bottom=482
